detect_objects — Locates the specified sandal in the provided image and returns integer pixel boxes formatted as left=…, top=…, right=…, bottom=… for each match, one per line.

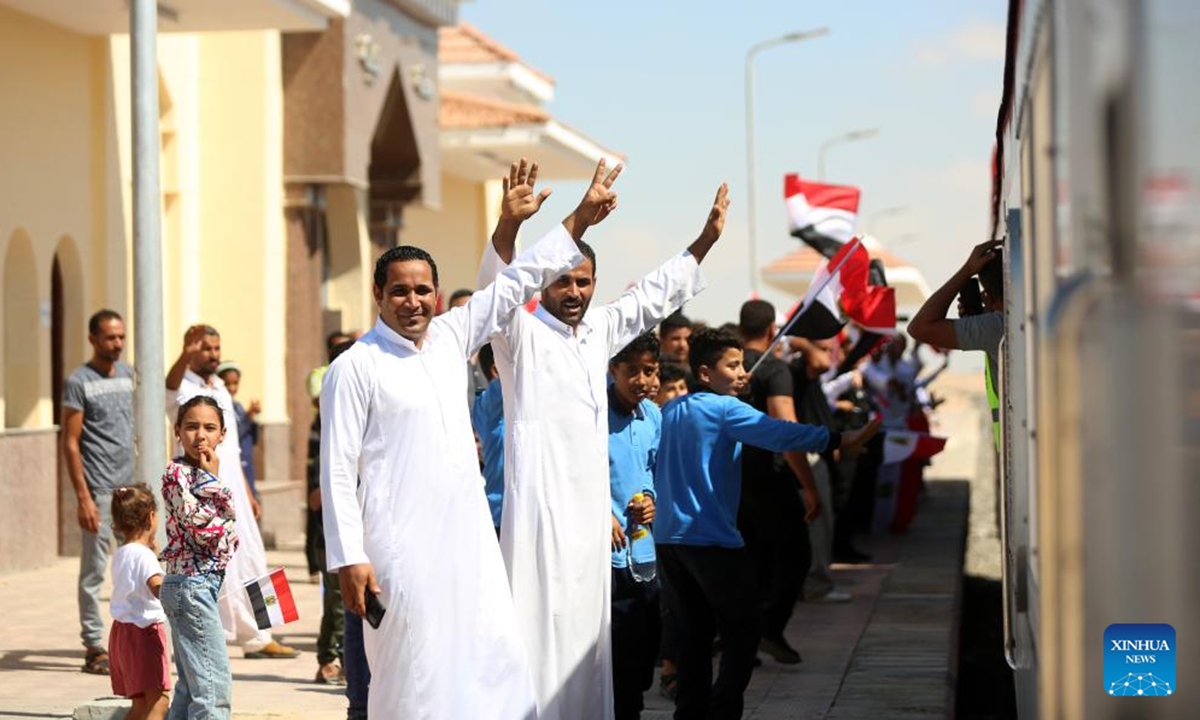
left=82, top=648, right=110, bottom=675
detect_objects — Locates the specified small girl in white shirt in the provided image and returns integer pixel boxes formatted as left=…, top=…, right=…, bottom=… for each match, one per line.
left=109, top=483, right=169, bottom=720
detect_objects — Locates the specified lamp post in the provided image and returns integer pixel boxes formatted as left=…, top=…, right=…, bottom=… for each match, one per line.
left=745, top=26, right=830, bottom=297
left=817, top=127, right=879, bottom=181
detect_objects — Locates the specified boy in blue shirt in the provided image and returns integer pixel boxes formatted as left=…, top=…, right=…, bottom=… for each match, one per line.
left=607, top=333, right=663, bottom=720
left=656, top=328, right=878, bottom=719
left=471, top=343, right=505, bottom=534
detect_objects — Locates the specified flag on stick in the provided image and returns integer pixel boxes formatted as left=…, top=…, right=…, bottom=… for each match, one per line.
left=784, top=174, right=861, bottom=258
left=245, top=568, right=299, bottom=630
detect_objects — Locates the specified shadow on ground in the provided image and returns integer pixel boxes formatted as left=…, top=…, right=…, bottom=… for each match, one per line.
left=956, top=575, right=1017, bottom=719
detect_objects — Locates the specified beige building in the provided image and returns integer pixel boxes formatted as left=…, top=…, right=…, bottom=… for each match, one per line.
left=0, top=4, right=617, bottom=574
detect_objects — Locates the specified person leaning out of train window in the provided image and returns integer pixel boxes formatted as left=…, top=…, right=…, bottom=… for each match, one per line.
left=906, top=240, right=1004, bottom=391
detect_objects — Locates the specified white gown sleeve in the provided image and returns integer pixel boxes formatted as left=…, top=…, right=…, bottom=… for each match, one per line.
left=477, top=235, right=510, bottom=289
left=319, top=354, right=373, bottom=571
left=447, top=225, right=585, bottom=357
left=598, top=251, right=707, bottom=357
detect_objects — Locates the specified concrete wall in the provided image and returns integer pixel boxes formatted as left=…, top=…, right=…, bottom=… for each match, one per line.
left=0, top=431, right=60, bottom=572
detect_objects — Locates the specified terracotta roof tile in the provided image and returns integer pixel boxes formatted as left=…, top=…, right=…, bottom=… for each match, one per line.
left=439, top=23, right=555, bottom=84
left=439, top=90, right=550, bottom=129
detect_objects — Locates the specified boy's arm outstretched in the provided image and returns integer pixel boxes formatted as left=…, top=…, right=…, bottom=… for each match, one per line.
left=722, top=398, right=879, bottom=454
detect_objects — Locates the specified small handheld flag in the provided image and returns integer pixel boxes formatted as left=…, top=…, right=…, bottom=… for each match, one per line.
left=784, top=174, right=861, bottom=258
left=245, top=568, right=300, bottom=630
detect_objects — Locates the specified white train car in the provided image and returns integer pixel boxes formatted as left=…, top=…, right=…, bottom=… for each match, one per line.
left=992, top=0, right=1199, bottom=717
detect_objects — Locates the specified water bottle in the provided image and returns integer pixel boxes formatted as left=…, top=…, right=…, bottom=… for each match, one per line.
left=626, top=492, right=657, bottom=582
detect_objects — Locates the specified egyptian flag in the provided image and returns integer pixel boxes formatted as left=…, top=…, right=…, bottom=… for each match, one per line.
left=833, top=240, right=897, bottom=335
left=781, top=238, right=861, bottom=339
left=245, top=568, right=300, bottom=630
left=784, top=174, right=861, bottom=259
left=882, top=431, right=948, bottom=465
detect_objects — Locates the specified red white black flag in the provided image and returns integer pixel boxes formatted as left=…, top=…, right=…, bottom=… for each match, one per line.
left=784, top=174, right=861, bottom=259
left=784, top=238, right=897, bottom=339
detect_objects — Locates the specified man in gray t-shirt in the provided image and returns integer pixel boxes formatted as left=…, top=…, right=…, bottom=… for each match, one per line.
left=62, top=309, right=134, bottom=674
left=908, top=240, right=1005, bottom=439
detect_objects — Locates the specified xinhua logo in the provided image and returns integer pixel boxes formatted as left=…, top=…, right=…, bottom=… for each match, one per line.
left=1104, top=623, right=1176, bottom=697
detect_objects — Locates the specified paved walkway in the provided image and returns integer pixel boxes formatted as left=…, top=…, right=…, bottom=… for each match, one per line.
left=0, top=376, right=984, bottom=720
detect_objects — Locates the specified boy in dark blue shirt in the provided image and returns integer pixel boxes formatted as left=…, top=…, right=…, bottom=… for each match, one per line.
left=655, top=328, right=878, bottom=719
left=607, top=332, right=663, bottom=720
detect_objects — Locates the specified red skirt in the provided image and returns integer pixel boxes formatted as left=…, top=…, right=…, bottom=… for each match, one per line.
left=109, top=620, right=171, bottom=698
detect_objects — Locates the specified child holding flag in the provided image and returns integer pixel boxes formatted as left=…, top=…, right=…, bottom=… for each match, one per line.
left=654, top=328, right=879, bottom=718
left=108, top=484, right=169, bottom=719
left=159, top=395, right=240, bottom=718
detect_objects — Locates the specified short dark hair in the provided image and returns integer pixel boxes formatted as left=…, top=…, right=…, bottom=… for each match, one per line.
left=659, top=361, right=688, bottom=386
left=111, top=483, right=157, bottom=537
left=979, top=251, right=1004, bottom=302
left=175, top=395, right=226, bottom=429
left=329, top=340, right=354, bottom=365
left=202, top=325, right=219, bottom=338
left=689, top=327, right=742, bottom=378
left=738, top=299, right=775, bottom=338
left=478, top=342, right=497, bottom=378
left=577, top=239, right=596, bottom=276
left=88, top=309, right=123, bottom=336
left=374, top=245, right=439, bottom=290
left=612, top=332, right=661, bottom=366
left=326, top=330, right=349, bottom=350
left=660, top=310, right=691, bottom=335
left=449, top=288, right=474, bottom=305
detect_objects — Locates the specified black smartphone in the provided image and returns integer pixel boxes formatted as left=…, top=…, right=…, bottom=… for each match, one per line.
left=364, top=590, right=387, bottom=629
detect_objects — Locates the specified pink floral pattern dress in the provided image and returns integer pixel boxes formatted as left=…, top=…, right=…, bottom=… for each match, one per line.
left=159, top=461, right=239, bottom=576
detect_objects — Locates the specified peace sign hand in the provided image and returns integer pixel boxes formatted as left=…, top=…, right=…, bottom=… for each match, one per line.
left=577, top=158, right=624, bottom=227
left=500, top=158, right=552, bottom=224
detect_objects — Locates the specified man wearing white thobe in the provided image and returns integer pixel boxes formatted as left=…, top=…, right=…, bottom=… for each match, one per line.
left=166, top=326, right=300, bottom=659
left=321, top=190, right=603, bottom=719
left=480, top=161, right=731, bottom=720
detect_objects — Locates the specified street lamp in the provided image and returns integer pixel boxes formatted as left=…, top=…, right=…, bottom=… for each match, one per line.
left=817, top=127, right=879, bottom=181
left=745, top=26, right=831, bottom=296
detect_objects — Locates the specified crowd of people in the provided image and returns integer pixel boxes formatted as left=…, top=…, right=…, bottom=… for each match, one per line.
left=60, top=156, right=999, bottom=720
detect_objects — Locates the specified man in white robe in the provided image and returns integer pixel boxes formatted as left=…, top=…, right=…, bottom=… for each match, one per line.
left=480, top=159, right=731, bottom=720
left=320, top=187, right=607, bottom=719
left=166, top=326, right=300, bottom=659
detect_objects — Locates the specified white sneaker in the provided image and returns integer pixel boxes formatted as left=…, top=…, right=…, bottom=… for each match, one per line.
left=815, top=588, right=853, bottom=603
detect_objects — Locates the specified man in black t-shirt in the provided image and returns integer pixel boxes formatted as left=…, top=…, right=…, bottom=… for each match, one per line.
left=736, top=300, right=821, bottom=665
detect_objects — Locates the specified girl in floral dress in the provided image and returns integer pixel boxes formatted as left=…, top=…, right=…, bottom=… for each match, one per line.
left=159, top=395, right=240, bottom=719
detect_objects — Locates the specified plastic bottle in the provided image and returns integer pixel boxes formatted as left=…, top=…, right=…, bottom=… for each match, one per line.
left=626, top=492, right=657, bottom=582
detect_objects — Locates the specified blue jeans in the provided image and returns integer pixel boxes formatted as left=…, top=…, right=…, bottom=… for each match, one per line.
left=343, top=610, right=371, bottom=720
left=161, top=574, right=232, bottom=719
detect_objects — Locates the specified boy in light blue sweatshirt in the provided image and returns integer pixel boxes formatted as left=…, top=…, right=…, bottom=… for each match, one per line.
left=607, top=332, right=663, bottom=720
left=655, top=328, right=878, bottom=720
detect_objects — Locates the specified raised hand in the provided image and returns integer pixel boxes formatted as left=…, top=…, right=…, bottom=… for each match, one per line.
left=699, top=183, right=730, bottom=245
left=962, top=240, right=1003, bottom=276
left=500, top=158, right=552, bottom=224
left=181, top=324, right=207, bottom=362
left=686, top=183, right=731, bottom=263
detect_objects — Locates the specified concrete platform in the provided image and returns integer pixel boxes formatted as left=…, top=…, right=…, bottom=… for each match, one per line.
left=0, top=375, right=984, bottom=720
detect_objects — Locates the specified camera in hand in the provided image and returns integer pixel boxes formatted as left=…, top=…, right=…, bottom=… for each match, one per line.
left=958, top=277, right=985, bottom=317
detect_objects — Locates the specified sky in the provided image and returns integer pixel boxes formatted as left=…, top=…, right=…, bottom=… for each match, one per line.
left=461, top=0, right=1008, bottom=327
